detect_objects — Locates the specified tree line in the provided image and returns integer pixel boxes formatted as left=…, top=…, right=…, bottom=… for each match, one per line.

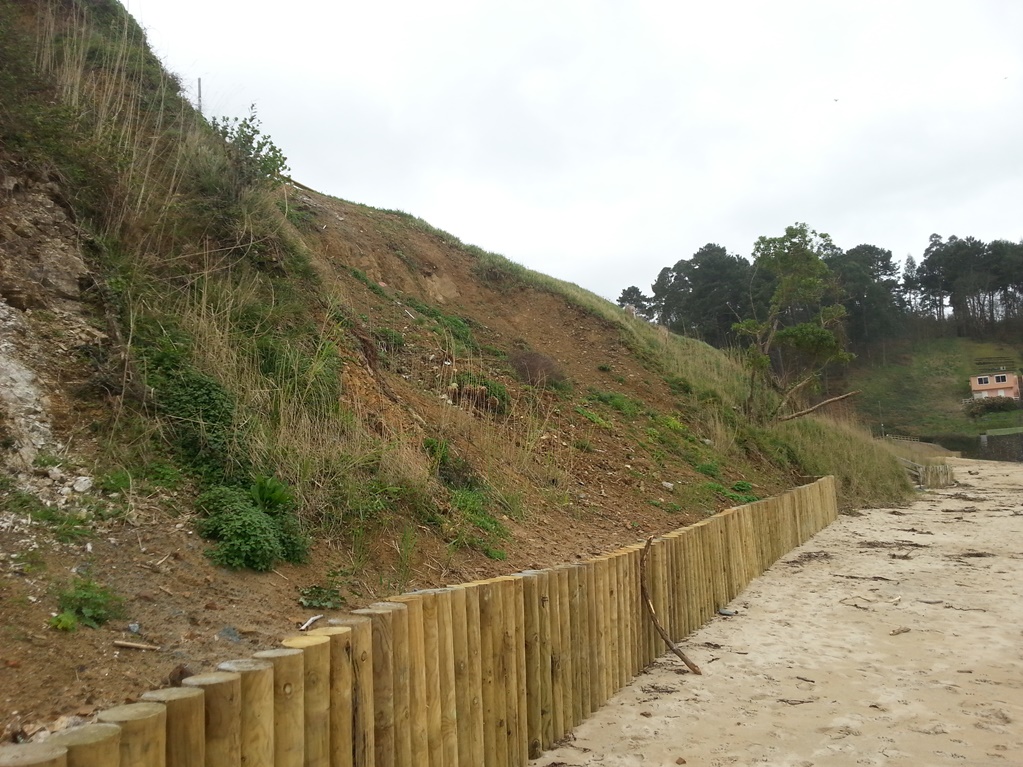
left=618, top=227, right=1023, bottom=350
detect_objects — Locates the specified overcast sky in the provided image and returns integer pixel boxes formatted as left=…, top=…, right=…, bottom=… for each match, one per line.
left=125, top=1, right=1023, bottom=301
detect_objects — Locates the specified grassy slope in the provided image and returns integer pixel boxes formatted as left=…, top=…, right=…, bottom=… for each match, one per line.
left=846, top=338, right=1023, bottom=441
left=0, top=0, right=910, bottom=565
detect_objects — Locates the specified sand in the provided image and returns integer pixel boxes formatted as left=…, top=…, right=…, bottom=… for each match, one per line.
left=534, top=457, right=1023, bottom=766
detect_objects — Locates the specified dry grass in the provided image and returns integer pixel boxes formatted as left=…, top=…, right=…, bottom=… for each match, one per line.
left=773, top=415, right=912, bottom=508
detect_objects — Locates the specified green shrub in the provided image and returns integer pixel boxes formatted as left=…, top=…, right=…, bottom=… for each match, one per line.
left=205, top=507, right=285, bottom=571
left=50, top=578, right=123, bottom=631
left=196, top=481, right=309, bottom=571
left=695, top=462, right=720, bottom=479
left=964, top=396, right=1018, bottom=418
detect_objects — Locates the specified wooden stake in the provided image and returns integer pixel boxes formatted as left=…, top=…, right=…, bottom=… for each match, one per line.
left=308, top=627, right=354, bottom=767
left=322, top=616, right=375, bottom=767
left=181, top=672, right=241, bottom=767
left=640, top=538, right=701, bottom=675
left=520, top=572, right=543, bottom=759
left=253, top=648, right=305, bottom=767
left=367, top=603, right=411, bottom=767
left=97, top=702, right=166, bottom=767
left=140, top=687, right=204, bottom=767
left=217, top=659, right=274, bottom=767
left=0, top=744, right=68, bottom=766
left=45, top=723, right=121, bottom=767
left=351, top=607, right=395, bottom=767
left=384, top=596, right=428, bottom=767
left=280, top=634, right=331, bottom=767
left=453, top=584, right=484, bottom=767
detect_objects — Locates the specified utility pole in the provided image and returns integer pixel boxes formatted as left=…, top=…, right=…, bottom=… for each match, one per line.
left=197, top=77, right=202, bottom=116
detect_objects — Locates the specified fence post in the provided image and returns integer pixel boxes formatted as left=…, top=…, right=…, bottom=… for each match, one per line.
left=325, top=615, right=375, bottom=767
left=96, top=702, right=166, bottom=767
left=139, top=687, right=204, bottom=767
left=0, top=744, right=68, bottom=766
left=307, top=626, right=355, bottom=767
left=252, top=648, right=305, bottom=767
left=216, top=659, right=273, bottom=767
left=350, top=607, right=396, bottom=767
left=280, top=634, right=331, bottom=767
left=45, top=723, right=121, bottom=767
left=382, top=597, right=427, bottom=767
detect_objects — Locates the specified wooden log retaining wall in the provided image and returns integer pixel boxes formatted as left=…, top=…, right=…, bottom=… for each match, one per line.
left=0, top=477, right=838, bottom=767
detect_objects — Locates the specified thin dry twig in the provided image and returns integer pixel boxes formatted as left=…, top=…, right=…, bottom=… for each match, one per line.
left=641, top=537, right=702, bottom=675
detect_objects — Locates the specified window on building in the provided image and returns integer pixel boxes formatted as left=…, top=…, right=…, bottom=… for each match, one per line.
left=995, top=374, right=1007, bottom=383
left=977, top=376, right=989, bottom=385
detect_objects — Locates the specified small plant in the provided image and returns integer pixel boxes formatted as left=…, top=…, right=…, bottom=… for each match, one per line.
left=703, top=481, right=759, bottom=505
left=298, top=584, right=344, bottom=610
left=695, top=462, right=720, bottom=479
left=575, top=407, right=612, bottom=429
left=454, top=373, right=510, bottom=415
left=32, top=452, right=63, bottom=469
left=50, top=578, right=123, bottom=631
left=597, top=364, right=613, bottom=373
left=424, top=438, right=481, bottom=490
left=588, top=390, right=643, bottom=418
left=97, top=468, right=133, bottom=494
left=394, top=525, right=418, bottom=592
left=373, top=328, right=405, bottom=354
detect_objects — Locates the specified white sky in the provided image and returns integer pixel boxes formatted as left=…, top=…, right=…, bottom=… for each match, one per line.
left=125, top=0, right=1023, bottom=301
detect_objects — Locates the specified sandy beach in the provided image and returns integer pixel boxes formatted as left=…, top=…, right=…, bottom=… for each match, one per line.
left=534, top=457, right=1023, bottom=766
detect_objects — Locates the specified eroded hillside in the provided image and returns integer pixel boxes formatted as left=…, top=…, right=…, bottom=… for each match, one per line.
left=0, top=0, right=910, bottom=733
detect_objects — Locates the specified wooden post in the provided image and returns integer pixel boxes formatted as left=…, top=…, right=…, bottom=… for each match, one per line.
left=512, top=577, right=527, bottom=767
left=323, top=616, right=375, bottom=767
left=97, top=702, right=166, bottom=767
left=280, top=634, right=331, bottom=767
left=366, top=603, right=411, bottom=767
left=495, top=578, right=519, bottom=767
left=520, top=572, right=542, bottom=760
left=351, top=607, right=395, bottom=767
left=45, top=723, right=121, bottom=767
left=531, top=571, right=551, bottom=751
left=0, top=744, right=68, bottom=766
left=308, top=627, right=354, bottom=767
left=553, top=566, right=573, bottom=734
left=583, top=562, right=600, bottom=713
left=253, top=648, right=305, bottom=767
left=384, top=596, right=427, bottom=767
left=452, top=584, right=484, bottom=767
left=413, top=591, right=443, bottom=767
left=217, top=659, right=273, bottom=767
left=476, top=579, right=505, bottom=767
left=181, top=672, right=241, bottom=767
left=140, top=688, right=204, bottom=767
left=546, top=569, right=563, bottom=747
left=446, top=585, right=471, bottom=767
left=597, top=557, right=612, bottom=705
left=568, top=564, right=585, bottom=728
left=611, top=553, right=627, bottom=690
left=432, top=589, right=459, bottom=767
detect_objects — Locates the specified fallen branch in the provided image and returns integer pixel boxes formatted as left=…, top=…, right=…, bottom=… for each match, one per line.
left=640, top=537, right=702, bottom=675
left=299, top=614, right=324, bottom=631
left=113, top=640, right=160, bottom=651
left=776, top=391, right=861, bottom=422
